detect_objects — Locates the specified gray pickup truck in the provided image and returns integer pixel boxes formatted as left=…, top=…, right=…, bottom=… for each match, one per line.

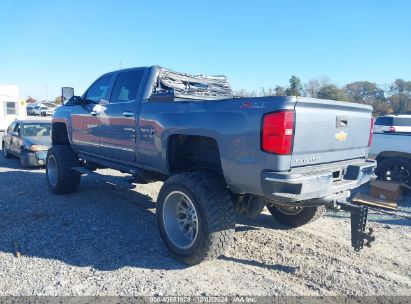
left=48, top=66, right=376, bottom=265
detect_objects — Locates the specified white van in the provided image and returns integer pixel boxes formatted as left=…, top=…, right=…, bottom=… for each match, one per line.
left=374, top=115, right=411, bottom=134
left=0, top=85, right=27, bottom=131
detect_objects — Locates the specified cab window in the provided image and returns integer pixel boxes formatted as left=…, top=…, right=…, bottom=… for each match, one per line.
left=84, top=74, right=112, bottom=103
left=110, top=70, right=144, bottom=103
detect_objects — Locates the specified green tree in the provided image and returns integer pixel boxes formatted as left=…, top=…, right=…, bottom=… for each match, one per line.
left=274, top=85, right=286, bottom=96
left=317, top=84, right=347, bottom=101
left=54, top=96, right=63, bottom=104
left=343, top=81, right=385, bottom=104
left=285, top=75, right=303, bottom=96
left=389, top=79, right=411, bottom=114
left=304, top=77, right=329, bottom=98
left=26, top=96, right=37, bottom=104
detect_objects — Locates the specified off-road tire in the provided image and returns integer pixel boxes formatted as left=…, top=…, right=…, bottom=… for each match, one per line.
left=267, top=204, right=326, bottom=227
left=157, top=171, right=235, bottom=265
left=20, top=148, right=30, bottom=168
left=2, top=142, right=10, bottom=158
left=46, top=145, right=81, bottom=194
left=375, top=158, right=411, bottom=187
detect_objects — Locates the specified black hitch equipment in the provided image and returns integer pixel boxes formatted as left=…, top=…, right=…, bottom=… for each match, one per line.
left=338, top=202, right=375, bottom=251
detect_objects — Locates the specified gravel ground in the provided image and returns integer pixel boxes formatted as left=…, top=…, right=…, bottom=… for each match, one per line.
left=0, top=146, right=410, bottom=296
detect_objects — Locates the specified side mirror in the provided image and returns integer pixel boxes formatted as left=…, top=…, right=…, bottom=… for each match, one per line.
left=11, top=131, right=19, bottom=137
left=62, top=87, right=74, bottom=105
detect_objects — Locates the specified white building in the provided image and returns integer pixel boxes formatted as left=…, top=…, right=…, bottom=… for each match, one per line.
left=0, top=84, right=27, bottom=131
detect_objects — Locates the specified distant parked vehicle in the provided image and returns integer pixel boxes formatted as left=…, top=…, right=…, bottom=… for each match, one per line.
left=33, top=104, right=52, bottom=116
left=373, top=115, right=411, bottom=134
left=1, top=119, right=52, bottom=167
left=27, top=104, right=35, bottom=116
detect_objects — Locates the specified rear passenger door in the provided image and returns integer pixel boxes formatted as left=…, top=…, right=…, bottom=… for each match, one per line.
left=99, top=69, right=145, bottom=162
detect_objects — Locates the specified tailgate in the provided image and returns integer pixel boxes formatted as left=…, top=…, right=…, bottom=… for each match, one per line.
left=291, top=97, right=373, bottom=167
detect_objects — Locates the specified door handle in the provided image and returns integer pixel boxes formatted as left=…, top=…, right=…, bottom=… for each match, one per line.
left=123, top=111, right=134, bottom=117
left=90, top=111, right=98, bottom=116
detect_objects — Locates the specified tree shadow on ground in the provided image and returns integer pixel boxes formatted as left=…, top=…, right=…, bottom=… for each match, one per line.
left=219, top=256, right=298, bottom=273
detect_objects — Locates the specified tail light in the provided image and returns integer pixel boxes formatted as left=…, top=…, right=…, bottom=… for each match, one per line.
left=388, top=126, right=396, bottom=132
left=368, top=117, right=374, bottom=147
left=261, top=110, right=295, bottom=154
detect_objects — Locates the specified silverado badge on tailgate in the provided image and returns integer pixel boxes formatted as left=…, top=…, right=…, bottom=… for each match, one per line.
left=335, top=131, right=348, bottom=141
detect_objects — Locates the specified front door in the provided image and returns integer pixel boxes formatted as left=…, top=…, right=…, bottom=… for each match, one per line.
left=99, top=69, right=145, bottom=162
left=71, top=74, right=113, bottom=155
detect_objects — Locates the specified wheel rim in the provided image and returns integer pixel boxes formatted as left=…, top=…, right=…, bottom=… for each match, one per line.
left=47, top=155, right=58, bottom=186
left=275, top=205, right=303, bottom=215
left=162, top=191, right=199, bottom=250
left=382, top=163, right=411, bottom=184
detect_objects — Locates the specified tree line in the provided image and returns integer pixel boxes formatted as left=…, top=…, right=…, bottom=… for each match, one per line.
left=234, top=76, right=411, bottom=116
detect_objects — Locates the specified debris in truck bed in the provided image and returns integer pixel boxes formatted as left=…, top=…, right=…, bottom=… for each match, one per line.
left=155, top=67, right=233, bottom=100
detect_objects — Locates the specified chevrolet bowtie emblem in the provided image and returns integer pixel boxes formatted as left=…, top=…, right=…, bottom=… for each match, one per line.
left=335, top=131, right=348, bottom=141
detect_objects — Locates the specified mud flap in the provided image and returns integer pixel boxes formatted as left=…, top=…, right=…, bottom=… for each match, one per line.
left=338, top=203, right=376, bottom=251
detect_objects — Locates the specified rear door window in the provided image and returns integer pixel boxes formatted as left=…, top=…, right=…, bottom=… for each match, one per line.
left=393, top=117, right=411, bottom=126
left=110, top=70, right=144, bottom=103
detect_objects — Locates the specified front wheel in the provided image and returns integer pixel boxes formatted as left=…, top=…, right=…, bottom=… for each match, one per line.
left=157, top=172, right=235, bottom=265
left=20, top=148, right=30, bottom=168
left=46, top=145, right=81, bottom=194
left=267, top=204, right=326, bottom=227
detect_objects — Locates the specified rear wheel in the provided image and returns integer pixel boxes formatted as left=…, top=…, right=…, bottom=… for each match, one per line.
left=2, top=142, right=10, bottom=158
left=267, top=204, right=326, bottom=227
left=375, top=158, right=411, bottom=186
left=157, top=171, right=235, bottom=265
left=46, top=145, right=81, bottom=194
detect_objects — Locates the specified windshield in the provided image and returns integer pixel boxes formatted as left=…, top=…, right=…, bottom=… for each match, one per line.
left=22, top=123, right=51, bottom=137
